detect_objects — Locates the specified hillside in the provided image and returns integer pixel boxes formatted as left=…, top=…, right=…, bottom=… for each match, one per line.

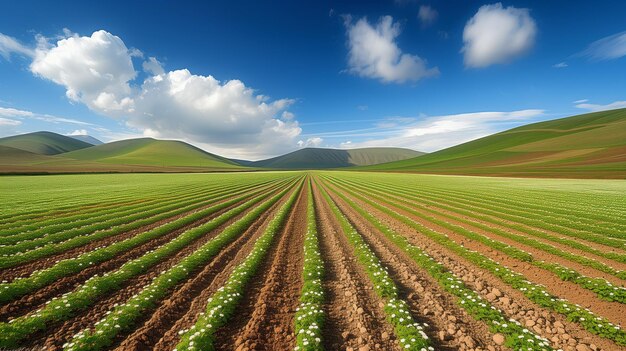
left=69, top=135, right=103, bottom=145
left=364, top=108, right=626, bottom=178
left=248, top=147, right=424, bottom=169
left=0, top=131, right=92, bottom=155
left=63, top=138, right=242, bottom=168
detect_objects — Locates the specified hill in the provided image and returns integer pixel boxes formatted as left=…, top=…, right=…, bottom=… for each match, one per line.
left=248, top=147, right=424, bottom=169
left=69, top=134, right=103, bottom=145
left=364, top=108, right=626, bottom=178
left=0, top=131, right=92, bottom=155
left=63, top=138, right=242, bottom=169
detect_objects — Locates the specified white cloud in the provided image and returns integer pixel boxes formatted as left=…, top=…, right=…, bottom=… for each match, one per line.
left=0, top=117, right=22, bottom=126
left=575, top=100, right=626, bottom=112
left=553, top=62, right=568, bottom=68
left=418, top=6, right=438, bottom=27
left=579, top=31, right=626, bottom=61
left=68, top=129, right=88, bottom=136
left=298, top=137, right=324, bottom=148
left=4, top=29, right=302, bottom=159
left=462, top=3, right=537, bottom=68
left=0, top=33, right=34, bottom=59
left=345, top=16, right=439, bottom=83
left=0, top=107, right=34, bottom=117
left=573, top=99, right=588, bottom=104
left=337, top=109, right=545, bottom=152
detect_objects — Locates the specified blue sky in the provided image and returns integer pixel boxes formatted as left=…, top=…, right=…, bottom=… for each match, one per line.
left=0, top=0, right=625, bottom=159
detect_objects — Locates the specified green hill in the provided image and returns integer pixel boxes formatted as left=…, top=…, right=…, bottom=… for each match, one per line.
left=249, top=147, right=424, bottom=169
left=69, top=135, right=103, bottom=145
left=364, top=108, right=626, bottom=178
left=0, top=131, right=92, bottom=155
left=63, top=138, right=242, bottom=168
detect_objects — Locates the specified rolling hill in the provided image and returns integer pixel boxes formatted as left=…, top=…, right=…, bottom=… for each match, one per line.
left=363, top=108, right=626, bottom=178
left=69, top=134, right=103, bottom=145
left=0, top=131, right=92, bottom=155
left=63, top=138, right=242, bottom=168
left=247, top=147, right=424, bottom=169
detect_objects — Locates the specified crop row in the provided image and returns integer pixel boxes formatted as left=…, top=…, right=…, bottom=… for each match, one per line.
left=174, top=179, right=304, bottom=351
left=63, top=178, right=302, bottom=351
left=324, top=179, right=553, bottom=351
left=328, top=176, right=626, bottom=300
left=317, top=182, right=433, bottom=351
left=0, top=177, right=291, bottom=270
left=0, top=177, right=299, bottom=348
left=293, top=181, right=325, bottom=351
left=324, top=176, right=626, bottom=346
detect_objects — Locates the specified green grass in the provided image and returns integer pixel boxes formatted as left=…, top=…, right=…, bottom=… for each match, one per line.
left=63, top=138, right=241, bottom=168
left=0, top=131, right=92, bottom=155
left=249, top=147, right=424, bottom=169
left=362, top=108, right=626, bottom=178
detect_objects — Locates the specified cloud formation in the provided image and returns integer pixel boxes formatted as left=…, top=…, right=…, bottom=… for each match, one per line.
left=575, top=100, right=626, bottom=112
left=462, top=3, right=537, bottom=68
left=337, top=109, right=545, bottom=152
left=0, top=33, right=34, bottom=59
left=345, top=16, right=439, bottom=83
left=3, top=29, right=301, bottom=159
left=298, top=137, right=323, bottom=148
left=418, top=6, right=438, bottom=27
left=579, top=31, right=626, bottom=61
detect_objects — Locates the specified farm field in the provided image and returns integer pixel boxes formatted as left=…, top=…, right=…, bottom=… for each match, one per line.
left=0, top=172, right=625, bottom=351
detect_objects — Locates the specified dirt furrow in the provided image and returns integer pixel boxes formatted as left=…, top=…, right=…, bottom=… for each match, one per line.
left=226, top=183, right=307, bottom=351
left=1, top=188, right=256, bottom=281
left=113, top=186, right=295, bottom=351
left=342, top=187, right=626, bottom=351
left=151, top=185, right=298, bottom=351
left=0, top=200, right=240, bottom=322
left=23, top=197, right=271, bottom=351
left=312, top=181, right=398, bottom=351
left=322, top=181, right=502, bottom=351
left=401, top=199, right=626, bottom=282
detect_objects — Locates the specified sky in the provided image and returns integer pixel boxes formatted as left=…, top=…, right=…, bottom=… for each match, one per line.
left=0, top=0, right=625, bottom=160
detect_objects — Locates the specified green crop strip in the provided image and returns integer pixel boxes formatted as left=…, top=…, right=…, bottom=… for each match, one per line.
left=317, top=181, right=432, bottom=351
left=323, top=175, right=626, bottom=346
left=328, top=176, right=626, bottom=297
left=62, top=178, right=302, bottom=351
left=173, top=179, right=303, bottom=351
left=0, top=177, right=300, bottom=348
left=293, top=180, right=325, bottom=351
left=322, top=177, right=553, bottom=351
left=0, top=177, right=293, bottom=306
left=0, top=178, right=282, bottom=264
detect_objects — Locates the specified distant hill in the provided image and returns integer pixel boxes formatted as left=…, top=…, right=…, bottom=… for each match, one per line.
left=69, top=134, right=103, bottom=145
left=363, top=108, right=626, bottom=178
left=63, top=138, right=242, bottom=168
left=247, top=147, right=424, bottom=169
left=0, top=131, right=92, bottom=155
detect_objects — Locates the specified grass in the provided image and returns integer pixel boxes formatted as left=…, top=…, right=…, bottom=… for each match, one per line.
left=361, top=108, right=626, bottom=178
left=0, top=131, right=92, bottom=155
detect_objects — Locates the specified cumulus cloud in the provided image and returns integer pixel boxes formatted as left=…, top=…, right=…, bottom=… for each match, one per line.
left=345, top=16, right=439, bottom=83
left=3, top=29, right=301, bottom=159
left=0, top=33, right=35, bottom=59
left=418, top=6, right=438, bottom=27
left=336, top=109, right=544, bottom=152
left=575, top=100, right=626, bottom=112
left=579, top=31, right=626, bottom=61
left=462, top=3, right=537, bottom=68
left=298, top=137, right=324, bottom=148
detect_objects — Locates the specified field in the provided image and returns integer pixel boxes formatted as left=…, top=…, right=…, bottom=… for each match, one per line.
left=0, top=172, right=625, bottom=351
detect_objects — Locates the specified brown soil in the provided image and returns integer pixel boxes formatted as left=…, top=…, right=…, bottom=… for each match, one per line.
left=311, top=180, right=398, bottom=351
left=219, top=182, right=307, bottom=351
left=322, top=180, right=502, bottom=351
left=114, top=184, right=297, bottom=351
left=327, top=179, right=626, bottom=351
left=17, top=185, right=287, bottom=350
